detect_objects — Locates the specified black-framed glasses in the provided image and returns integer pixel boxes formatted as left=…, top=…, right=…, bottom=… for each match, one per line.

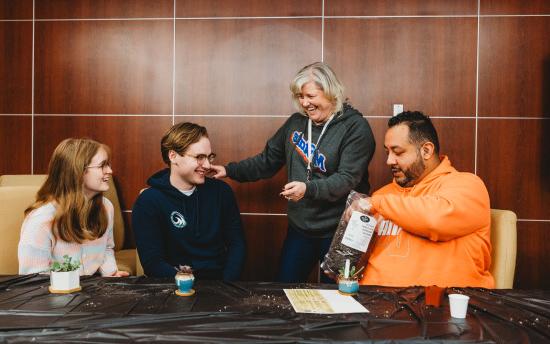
left=183, top=153, right=216, bottom=165
left=85, top=161, right=111, bottom=172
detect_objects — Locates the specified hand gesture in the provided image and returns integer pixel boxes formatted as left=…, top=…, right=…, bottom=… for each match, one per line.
left=280, top=181, right=306, bottom=202
left=208, top=164, right=227, bottom=179
left=108, top=270, right=130, bottom=277
left=344, top=197, right=373, bottom=221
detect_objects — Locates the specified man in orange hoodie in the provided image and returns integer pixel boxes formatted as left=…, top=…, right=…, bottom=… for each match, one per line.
left=355, top=111, right=494, bottom=288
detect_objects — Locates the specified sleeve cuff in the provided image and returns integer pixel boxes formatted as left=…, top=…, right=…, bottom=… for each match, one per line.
left=99, top=254, right=118, bottom=276
left=225, top=164, right=234, bottom=179
left=305, top=181, right=317, bottom=199
left=371, top=194, right=382, bottom=213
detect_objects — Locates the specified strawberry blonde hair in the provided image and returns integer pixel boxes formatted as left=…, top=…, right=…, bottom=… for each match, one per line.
left=25, top=138, right=111, bottom=243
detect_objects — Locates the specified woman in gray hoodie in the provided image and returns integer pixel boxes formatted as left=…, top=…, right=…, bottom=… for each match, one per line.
left=210, top=62, right=375, bottom=283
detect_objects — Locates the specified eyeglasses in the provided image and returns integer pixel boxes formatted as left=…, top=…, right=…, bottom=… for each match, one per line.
left=85, top=161, right=111, bottom=172
left=183, top=153, right=216, bottom=165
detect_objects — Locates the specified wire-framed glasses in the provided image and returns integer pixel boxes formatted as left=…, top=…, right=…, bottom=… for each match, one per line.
left=85, top=161, right=111, bottom=172
left=184, top=153, right=216, bottom=165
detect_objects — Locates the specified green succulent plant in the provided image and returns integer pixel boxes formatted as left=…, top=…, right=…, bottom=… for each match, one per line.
left=50, top=255, right=80, bottom=272
left=338, top=265, right=356, bottom=278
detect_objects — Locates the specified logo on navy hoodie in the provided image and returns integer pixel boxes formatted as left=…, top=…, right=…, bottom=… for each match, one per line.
left=290, top=131, right=327, bottom=172
left=171, top=211, right=186, bottom=228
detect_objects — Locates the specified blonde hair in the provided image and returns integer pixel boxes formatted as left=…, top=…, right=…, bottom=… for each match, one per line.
left=25, top=138, right=110, bottom=243
left=289, top=62, right=345, bottom=115
left=161, top=122, right=208, bottom=165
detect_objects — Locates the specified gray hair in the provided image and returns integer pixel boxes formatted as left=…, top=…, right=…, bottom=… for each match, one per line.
left=289, top=62, right=345, bottom=115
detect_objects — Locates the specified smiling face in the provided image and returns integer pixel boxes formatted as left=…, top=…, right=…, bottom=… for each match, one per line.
left=169, top=136, right=212, bottom=190
left=82, top=147, right=112, bottom=199
left=297, top=81, right=334, bottom=125
left=384, top=124, right=427, bottom=187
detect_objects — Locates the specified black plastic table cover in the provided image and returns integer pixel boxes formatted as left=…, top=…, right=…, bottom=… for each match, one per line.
left=0, top=275, right=548, bottom=343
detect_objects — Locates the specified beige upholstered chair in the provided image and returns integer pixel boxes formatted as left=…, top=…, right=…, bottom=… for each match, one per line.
left=134, top=187, right=148, bottom=276
left=0, top=186, right=41, bottom=274
left=490, top=209, right=517, bottom=289
left=0, top=174, right=137, bottom=275
left=136, top=252, right=144, bottom=276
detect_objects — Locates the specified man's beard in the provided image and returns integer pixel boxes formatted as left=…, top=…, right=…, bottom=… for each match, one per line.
left=395, top=152, right=425, bottom=187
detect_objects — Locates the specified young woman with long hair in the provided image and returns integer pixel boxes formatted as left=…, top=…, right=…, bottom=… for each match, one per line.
left=18, top=138, right=129, bottom=277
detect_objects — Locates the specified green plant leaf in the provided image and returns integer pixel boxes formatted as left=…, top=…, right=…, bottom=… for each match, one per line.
left=50, top=255, right=80, bottom=272
left=50, top=262, right=61, bottom=272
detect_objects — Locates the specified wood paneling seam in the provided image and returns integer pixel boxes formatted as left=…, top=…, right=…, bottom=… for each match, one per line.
left=321, top=0, right=324, bottom=62
left=474, top=0, right=480, bottom=175
left=326, top=15, right=477, bottom=19
left=30, top=0, right=34, bottom=174
left=27, top=114, right=486, bottom=119
left=171, top=0, right=175, bottom=126
left=33, top=18, right=173, bottom=22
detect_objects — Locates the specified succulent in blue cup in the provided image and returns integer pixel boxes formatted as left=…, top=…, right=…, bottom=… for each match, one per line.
left=175, top=272, right=194, bottom=293
left=337, top=259, right=362, bottom=295
left=338, top=275, right=359, bottom=295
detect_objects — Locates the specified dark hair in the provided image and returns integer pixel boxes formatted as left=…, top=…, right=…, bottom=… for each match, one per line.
left=161, top=122, right=208, bottom=165
left=388, top=111, right=440, bottom=154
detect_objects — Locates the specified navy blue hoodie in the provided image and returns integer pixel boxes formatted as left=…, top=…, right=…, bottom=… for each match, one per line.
left=132, top=169, right=246, bottom=280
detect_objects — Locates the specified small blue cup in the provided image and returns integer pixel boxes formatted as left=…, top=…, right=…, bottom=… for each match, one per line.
left=175, top=272, right=195, bottom=293
left=338, top=276, right=359, bottom=295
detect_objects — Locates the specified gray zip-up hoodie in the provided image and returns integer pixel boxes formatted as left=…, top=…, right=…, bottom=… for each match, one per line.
left=226, top=104, right=375, bottom=238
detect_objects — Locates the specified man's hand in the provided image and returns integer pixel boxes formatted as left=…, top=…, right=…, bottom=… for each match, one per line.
left=280, top=181, right=306, bottom=202
left=208, top=165, right=227, bottom=179
left=344, top=197, right=373, bottom=221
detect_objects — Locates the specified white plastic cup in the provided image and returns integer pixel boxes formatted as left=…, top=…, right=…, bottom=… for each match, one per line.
left=448, top=294, right=470, bottom=318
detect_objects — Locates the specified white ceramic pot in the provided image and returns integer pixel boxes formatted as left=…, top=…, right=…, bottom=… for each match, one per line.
left=50, top=270, right=80, bottom=291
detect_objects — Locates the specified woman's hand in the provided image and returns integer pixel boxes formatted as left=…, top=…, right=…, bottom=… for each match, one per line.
left=208, top=165, right=227, bottom=179
left=280, top=181, right=306, bottom=202
left=107, top=270, right=130, bottom=277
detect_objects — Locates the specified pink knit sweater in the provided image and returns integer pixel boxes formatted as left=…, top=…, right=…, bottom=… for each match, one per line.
left=18, top=197, right=118, bottom=276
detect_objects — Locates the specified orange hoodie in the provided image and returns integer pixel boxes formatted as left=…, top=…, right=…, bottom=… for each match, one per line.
left=360, top=156, right=494, bottom=288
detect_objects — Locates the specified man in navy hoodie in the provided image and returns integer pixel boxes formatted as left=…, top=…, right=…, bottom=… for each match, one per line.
left=132, top=122, right=246, bottom=280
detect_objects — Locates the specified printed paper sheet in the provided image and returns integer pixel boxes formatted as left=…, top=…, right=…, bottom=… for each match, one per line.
left=284, top=289, right=369, bottom=314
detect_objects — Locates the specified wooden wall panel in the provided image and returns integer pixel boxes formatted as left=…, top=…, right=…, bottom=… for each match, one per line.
left=515, top=221, right=550, bottom=289
left=431, top=118, right=476, bottom=174
left=0, top=22, right=32, bottom=114
left=176, top=116, right=288, bottom=213
left=175, top=19, right=321, bottom=116
left=34, top=21, right=173, bottom=115
left=35, top=0, right=174, bottom=19
left=240, top=215, right=288, bottom=281
left=0, top=0, right=32, bottom=19
left=365, top=118, right=393, bottom=192
left=176, top=0, right=320, bottom=17
left=0, top=116, right=31, bottom=174
left=33, top=116, right=172, bottom=210
left=480, top=0, right=550, bottom=15
left=478, top=17, right=550, bottom=117
left=367, top=117, right=476, bottom=192
left=477, top=119, right=550, bottom=220
left=325, top=0, right=476, bottom=16
left=324, top=18, right=477, bottom=116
